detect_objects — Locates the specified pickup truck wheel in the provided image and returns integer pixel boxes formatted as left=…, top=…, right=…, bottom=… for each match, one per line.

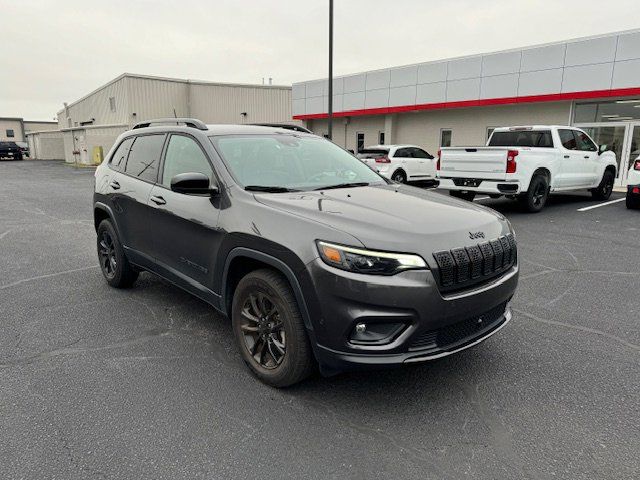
left=450, top=191, right=476, bottom=202
left=391, top=170, right=407, bottom=183
left=520, top=175, right=549, bottom=213
left=96, top=219, right=139, bottom=288
left=591, top=170, right=614, bottom=200
left=232, top=269, right=315, bottom=387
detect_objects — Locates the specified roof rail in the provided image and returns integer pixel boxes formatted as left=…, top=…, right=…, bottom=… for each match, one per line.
left=132, top=118, right=208, bottom=130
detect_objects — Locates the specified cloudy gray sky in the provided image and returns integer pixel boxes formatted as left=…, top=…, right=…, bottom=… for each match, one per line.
left=3, top=0, right=640, bottom=120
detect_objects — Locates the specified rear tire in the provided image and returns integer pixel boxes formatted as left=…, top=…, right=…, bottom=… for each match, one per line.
left=520, top=174, right=549, bottom=213
left=96, top=219, right=139, bottom=288
left=450, top=190, right=476, bottom=202
left=232, top=269, right=315, bottom=388
left=391, top=170, right=407, bottom=183
left=591, top=170, right=615, bottom=200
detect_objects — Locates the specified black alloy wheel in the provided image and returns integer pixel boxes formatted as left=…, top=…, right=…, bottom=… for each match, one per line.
left=96, top=219, right=139, bottom=288
left=239, top=292, right=286, bottom=369
left=520, top=175, right=549, bottom=213
left=392, top=170, right=407, bottom=183
left=98, top=230, right=117, bottom=280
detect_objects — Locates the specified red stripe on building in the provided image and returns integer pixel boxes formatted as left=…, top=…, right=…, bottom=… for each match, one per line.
left=293, top=87, right=640, bottom=120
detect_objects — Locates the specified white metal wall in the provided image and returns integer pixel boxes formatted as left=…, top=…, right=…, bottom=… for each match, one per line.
left=127, top=76, right=189, bottom=123
left=0, top=119, right=23, bottom=141
left=293, top=29, right=640, bottom=117
left=190, top=83, right=292, bottom=123
left=24, top=121, right=58, bottom=133
left=27, top=131, right=65, bottom=160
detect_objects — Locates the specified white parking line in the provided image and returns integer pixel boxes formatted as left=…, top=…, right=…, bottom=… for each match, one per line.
left=577, top=198, right=625, bottom=212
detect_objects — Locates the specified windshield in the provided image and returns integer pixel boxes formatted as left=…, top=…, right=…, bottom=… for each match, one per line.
left=210, top=134, right=387, bottom=191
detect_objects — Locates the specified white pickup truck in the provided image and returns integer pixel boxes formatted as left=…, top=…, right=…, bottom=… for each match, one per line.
left=436, top=126, right=618, bottom=212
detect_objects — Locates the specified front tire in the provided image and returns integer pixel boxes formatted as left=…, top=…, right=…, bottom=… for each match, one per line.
left=591, top=170, right=615, bottom=200
left=520, top=175, right=549, bottom=213
left=450, top=190, right=476, bottom=202
left=232, top=269, right=315, bottom=387
left=96, top=219, right=139, bottom=288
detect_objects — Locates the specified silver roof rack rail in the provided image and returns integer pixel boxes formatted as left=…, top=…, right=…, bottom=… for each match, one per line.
left=132, top=118, right=208, bottom=130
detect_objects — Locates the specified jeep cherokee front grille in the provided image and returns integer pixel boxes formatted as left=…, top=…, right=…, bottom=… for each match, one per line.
left=432, top=233, right=516, bottom=293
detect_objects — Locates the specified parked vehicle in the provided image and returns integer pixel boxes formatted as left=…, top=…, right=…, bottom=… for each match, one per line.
left=357, top=145, right=436, bottom=183
left=0, top=141, right=23, bottom=160
left=627, top=156, right=640, bottom=209
left=15, top=141, right=29, bottom=158
left=437, top=126, right=618, bottom=212
left=94, top=118, right=518, bottom=387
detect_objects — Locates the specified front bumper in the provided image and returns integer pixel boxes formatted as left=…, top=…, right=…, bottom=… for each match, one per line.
left=438, top=177, right=521, bottom=195
left=305, top=258, right=518, bottom=374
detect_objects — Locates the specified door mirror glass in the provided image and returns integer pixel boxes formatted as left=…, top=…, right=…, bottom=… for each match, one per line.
left=170, top=172, right=217, bottom=195
left=599, top=144, right=609, bottom=154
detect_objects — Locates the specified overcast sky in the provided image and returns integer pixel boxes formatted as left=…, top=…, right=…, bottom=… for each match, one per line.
left=3, top=0, right=640, bottom=120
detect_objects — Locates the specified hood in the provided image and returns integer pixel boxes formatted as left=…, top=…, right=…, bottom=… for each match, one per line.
left=254, top=184, right=510, bottom=262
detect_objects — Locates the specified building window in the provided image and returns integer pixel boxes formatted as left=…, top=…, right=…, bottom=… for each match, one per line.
left=574, top=98, right=640, bottom=123
left=6, top=129, right=15, bottom=138
left=378, top=132, right=385, bottom=145
left=440, top=129, right=452, bottom=147
left=487, top=127, right=497, bottom=141
left=109, top=97, right=116, bottom=112
left=356, top=132, right=365, bottom=152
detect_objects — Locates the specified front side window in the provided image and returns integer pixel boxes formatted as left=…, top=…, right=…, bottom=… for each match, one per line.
left=109, top=137, right=134, bottom=171
left=124, top=134, right=165, bottom=182
left=440, top=129, right=452, bottom=147
left=559, top=129, right=578, bottom=150
left=161, top=135, right=213, bottom=188
left=574, top=130, right=597, bottom=152
left=211, top=134, right=386, bottom=191
left=6, top=129, right=15, bottom=138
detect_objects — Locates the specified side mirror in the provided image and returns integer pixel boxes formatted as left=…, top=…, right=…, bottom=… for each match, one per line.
left=170, top=172, right=218, bottom=195
left=599, top=144, right=609, bottom=154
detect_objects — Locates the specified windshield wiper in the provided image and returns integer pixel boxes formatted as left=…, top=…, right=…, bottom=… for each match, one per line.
left=244, top=185, right=301, bottom=193
left=313, top=182, right=370, bottom=191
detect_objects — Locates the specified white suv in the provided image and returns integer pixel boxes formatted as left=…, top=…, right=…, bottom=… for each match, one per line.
left=627, top=155, right=640, bottom=209
left=357, top=145, right=436, bottom=183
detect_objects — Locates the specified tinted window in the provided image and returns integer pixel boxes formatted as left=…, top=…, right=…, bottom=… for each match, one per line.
left=124, top=135, right=165, bottom=182
left=6, top=129, right=15, bottom=138
left=574, top=130, right=597, bottom=152
left=558, top=129, right=577, bottom=150
left=440, top=129, right=452, bottom=147
left=109, top=137, right=133, bottom=171
left=356, top=133, right=365, bottom=153
left=161, top=135, right=213, bottom=188
left=394, top=148, right=411, bottom=158
left=489, top=130, right=554, bottom=148
left=357, top=148, right=389, bottom=159
left=412, top=148, right=432, bottom=159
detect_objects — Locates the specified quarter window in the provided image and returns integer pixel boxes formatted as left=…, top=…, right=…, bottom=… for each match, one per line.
left=161, top=135, right=213, bottom=188
left=109, top=137, right=134, bottom=171
left=124, top=134, right=165, bottom=182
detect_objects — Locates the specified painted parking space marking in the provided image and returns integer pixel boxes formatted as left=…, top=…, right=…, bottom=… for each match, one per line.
left=577, top=198, right=625, bottom=212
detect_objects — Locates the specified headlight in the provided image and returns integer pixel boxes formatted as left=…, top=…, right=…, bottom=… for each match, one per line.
left=316, top=241, right=427, bottom=275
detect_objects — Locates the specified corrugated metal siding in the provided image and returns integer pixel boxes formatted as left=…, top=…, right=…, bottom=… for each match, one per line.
left=0, top=119, right=23, bottom=141
left=28, top=131, right=65, bottom=160
left=58, top=77, right=130, bottom=129
left=24, top=122, right=58, bottom=133
left=190, top=84, right=291, bottom=123
left=127, top=77, right=189, bottom=123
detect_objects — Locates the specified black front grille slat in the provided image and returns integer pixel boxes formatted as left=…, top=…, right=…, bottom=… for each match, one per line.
left=466, top=245, right=483, bottom=279
left=451, top=248, right=470, bottom=282
left=433, top=234, right=517, bottom=293
left=409, top=302, right=507, bottom=351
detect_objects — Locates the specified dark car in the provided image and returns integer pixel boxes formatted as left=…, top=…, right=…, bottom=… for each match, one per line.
left=93, top=118, right=518, bottom=387
left=0, top=141, right=23, bottom=160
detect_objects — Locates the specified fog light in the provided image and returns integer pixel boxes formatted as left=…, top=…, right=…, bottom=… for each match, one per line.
left=349, top=322, right=407, bottom=345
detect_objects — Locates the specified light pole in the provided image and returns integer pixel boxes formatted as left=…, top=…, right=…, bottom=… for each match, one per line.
left=327, top=0, right=334, bottom=140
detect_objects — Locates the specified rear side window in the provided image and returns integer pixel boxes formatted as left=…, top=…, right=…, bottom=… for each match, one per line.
left=489, top=130, right=554, bottom=148
left=395, top=148, right=411, bottom=158
left=124, top=134, right=165, bottom=182
left=411, top=147, right=433, bottom=159
left=558, top=129, right=577, bottom=150
left=109, top=137, right=133, bottom=171
left=161, top=135, right=213, bottom=188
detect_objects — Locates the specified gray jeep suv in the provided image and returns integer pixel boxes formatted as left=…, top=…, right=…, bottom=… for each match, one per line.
left=93, top=118, right=518, bottom=387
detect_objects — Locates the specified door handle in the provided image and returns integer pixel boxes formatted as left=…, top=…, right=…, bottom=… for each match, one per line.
left=150, top=195, right=166, bottom=205
left=564, top=155, right=570, bottom=159
left=584, top=155, right=590, bottom=159
left=109, top=180, right=120, bottom=190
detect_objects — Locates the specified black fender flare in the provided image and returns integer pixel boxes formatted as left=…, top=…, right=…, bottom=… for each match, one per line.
left=94, top=202, right=123, bottom=239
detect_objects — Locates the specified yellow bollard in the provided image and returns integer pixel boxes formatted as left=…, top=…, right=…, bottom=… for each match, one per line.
left=92, top=146, right=104, bottom=165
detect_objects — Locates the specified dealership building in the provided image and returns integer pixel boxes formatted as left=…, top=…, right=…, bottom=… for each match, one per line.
left=28, top=73, right=293, bottom=164
left=293, top=29, right=640, bottom=186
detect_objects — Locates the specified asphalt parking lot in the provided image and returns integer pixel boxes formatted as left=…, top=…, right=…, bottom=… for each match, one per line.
left=1, top=160, right=638, bottom=479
